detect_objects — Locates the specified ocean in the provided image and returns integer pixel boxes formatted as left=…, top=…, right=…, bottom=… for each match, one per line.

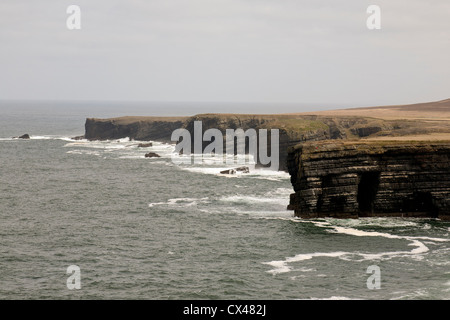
left=0, top=101, right=449, bottom=300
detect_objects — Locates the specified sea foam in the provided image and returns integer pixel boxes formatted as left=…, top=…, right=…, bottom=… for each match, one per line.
left=263, top=219, right=450, bottom=275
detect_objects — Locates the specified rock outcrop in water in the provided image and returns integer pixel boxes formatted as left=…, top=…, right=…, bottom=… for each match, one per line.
left=15, top=134, right=30, bottom=139
left=138, top=143, right=153, bottom=148
left=145, top=152, right=161, bottom=158
left=220, top=166, right=250, bottom=174
left=287, top=141, right=450, bottom=220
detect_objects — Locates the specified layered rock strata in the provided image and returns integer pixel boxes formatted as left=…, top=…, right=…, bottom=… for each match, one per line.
left=287, top=141, right=450, bottom=219
left=85, top=117, right=188, bottom=142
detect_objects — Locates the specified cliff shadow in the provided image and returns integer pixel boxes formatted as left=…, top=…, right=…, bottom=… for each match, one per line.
left=357, top=171, right=381, bottom=216
left=402, top=191, right=439, bottom=218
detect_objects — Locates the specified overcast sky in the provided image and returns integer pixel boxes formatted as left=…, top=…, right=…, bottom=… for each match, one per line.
left=0, top=0, right=449, bottom=108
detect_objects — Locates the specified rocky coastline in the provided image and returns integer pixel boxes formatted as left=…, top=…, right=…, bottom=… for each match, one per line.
left=83, top=112, right=444, bottom=171
left=81, top=99, right=450, bottom=218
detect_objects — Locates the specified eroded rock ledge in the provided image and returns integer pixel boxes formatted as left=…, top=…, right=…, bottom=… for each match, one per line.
left=287, top=141, right=450, bottom=220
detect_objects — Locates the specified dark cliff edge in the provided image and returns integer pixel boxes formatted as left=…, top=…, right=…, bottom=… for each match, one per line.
left=287, top=141, right=450, bottom=220
left=85, top=116, right=189, bottom=142
left=84, top=113, right=428, bottom=171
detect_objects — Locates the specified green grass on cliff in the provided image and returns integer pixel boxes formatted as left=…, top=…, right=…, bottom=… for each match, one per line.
left=263, top=117, right=329, bottom=133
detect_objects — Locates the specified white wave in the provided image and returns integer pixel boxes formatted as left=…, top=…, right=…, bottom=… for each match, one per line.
left=105, top=145, right=128, bottom=150
left=1, top=135, right=75, bottom=141
left=332, top=226, right=449, bottom=244
left=326, top=217, right=421, bottom=229
left=181, top=166, right=240, bottom=176
left=30, top=135, right=74, bottom=141
left=263, top=219, right=450, bottom=275
left=64, top=142, right=86, bottom=147
left=66, top=150, right=101, bottom=156
left=391, top=289, right=430, bottom=300
left=308, top=296, right=354, bottom=300
left=118, top=155, right=146, bottom=159
left=66, top=150, right=83, bottom=155
left=142, top=142, right=174, bottom=155
left=220, top=195, right=287, bottom=206
left=148, top=202, right=168, bottom=208
left=251, top=215, right=299, bottom=222
left=64, top=139, right=141, bottom=152
left=169, top=150, right=289, bottom=181
left=148, top=197, right=209, bottom=208
left=247, top=169, right=290, bottom=180
left=62, top=138, right=288, bottom=181
left=328, top=226, right=401, bottom=239
left=308, top=219, right=449, bottom=242
left=29, top=135, right=54, bottom=140
left=233, top=210, right=295, bottom=219
left=264, top=251, right=350, bottom=275
left=177, top=163, right=290, bottom=181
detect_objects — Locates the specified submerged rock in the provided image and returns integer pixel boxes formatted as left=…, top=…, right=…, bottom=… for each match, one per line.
left=18, top=134, right=30, bottom=139
left=71, top=135, right=85, bottom=140
left=145, top=152, right=160, bottom=158
left=220, top=169, right=236, bottom=175
left=220, top=166, right=250, bottom=174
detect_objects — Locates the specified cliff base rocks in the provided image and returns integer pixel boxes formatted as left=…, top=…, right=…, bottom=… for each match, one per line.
left=145, top=152, right=161, bottom=158
left=138, top=143, right=153, bottom=148
left=220, top=166, right=250, bottom=174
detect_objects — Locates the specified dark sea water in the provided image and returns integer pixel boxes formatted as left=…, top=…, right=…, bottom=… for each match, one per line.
left=0, top=101, right=449, bottom=300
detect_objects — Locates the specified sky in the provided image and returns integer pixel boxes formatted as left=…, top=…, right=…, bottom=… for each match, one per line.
left=0, top=0, right=449, bottom=110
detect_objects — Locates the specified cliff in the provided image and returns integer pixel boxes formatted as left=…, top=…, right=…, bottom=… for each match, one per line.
left=85, top=116, right=189, bottom=142
left=287, top=141, right=450, bottom=220
left=84, top=113, right=430, bottom=171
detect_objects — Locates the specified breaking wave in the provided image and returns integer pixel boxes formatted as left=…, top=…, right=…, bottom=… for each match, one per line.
left=264, top=219, right=450, bottom=275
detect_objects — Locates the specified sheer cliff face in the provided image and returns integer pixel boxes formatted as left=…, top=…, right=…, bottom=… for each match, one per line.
left=85, top=117, right=188, bottom=142
left=287, top=141, right=450, bottom=220
left=182, top=115, right=331, bottom=171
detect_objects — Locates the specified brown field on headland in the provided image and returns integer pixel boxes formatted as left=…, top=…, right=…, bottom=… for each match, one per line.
left=288, top=98, right=450, bottom=141
left=296, top=98, right=450, bottom=121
